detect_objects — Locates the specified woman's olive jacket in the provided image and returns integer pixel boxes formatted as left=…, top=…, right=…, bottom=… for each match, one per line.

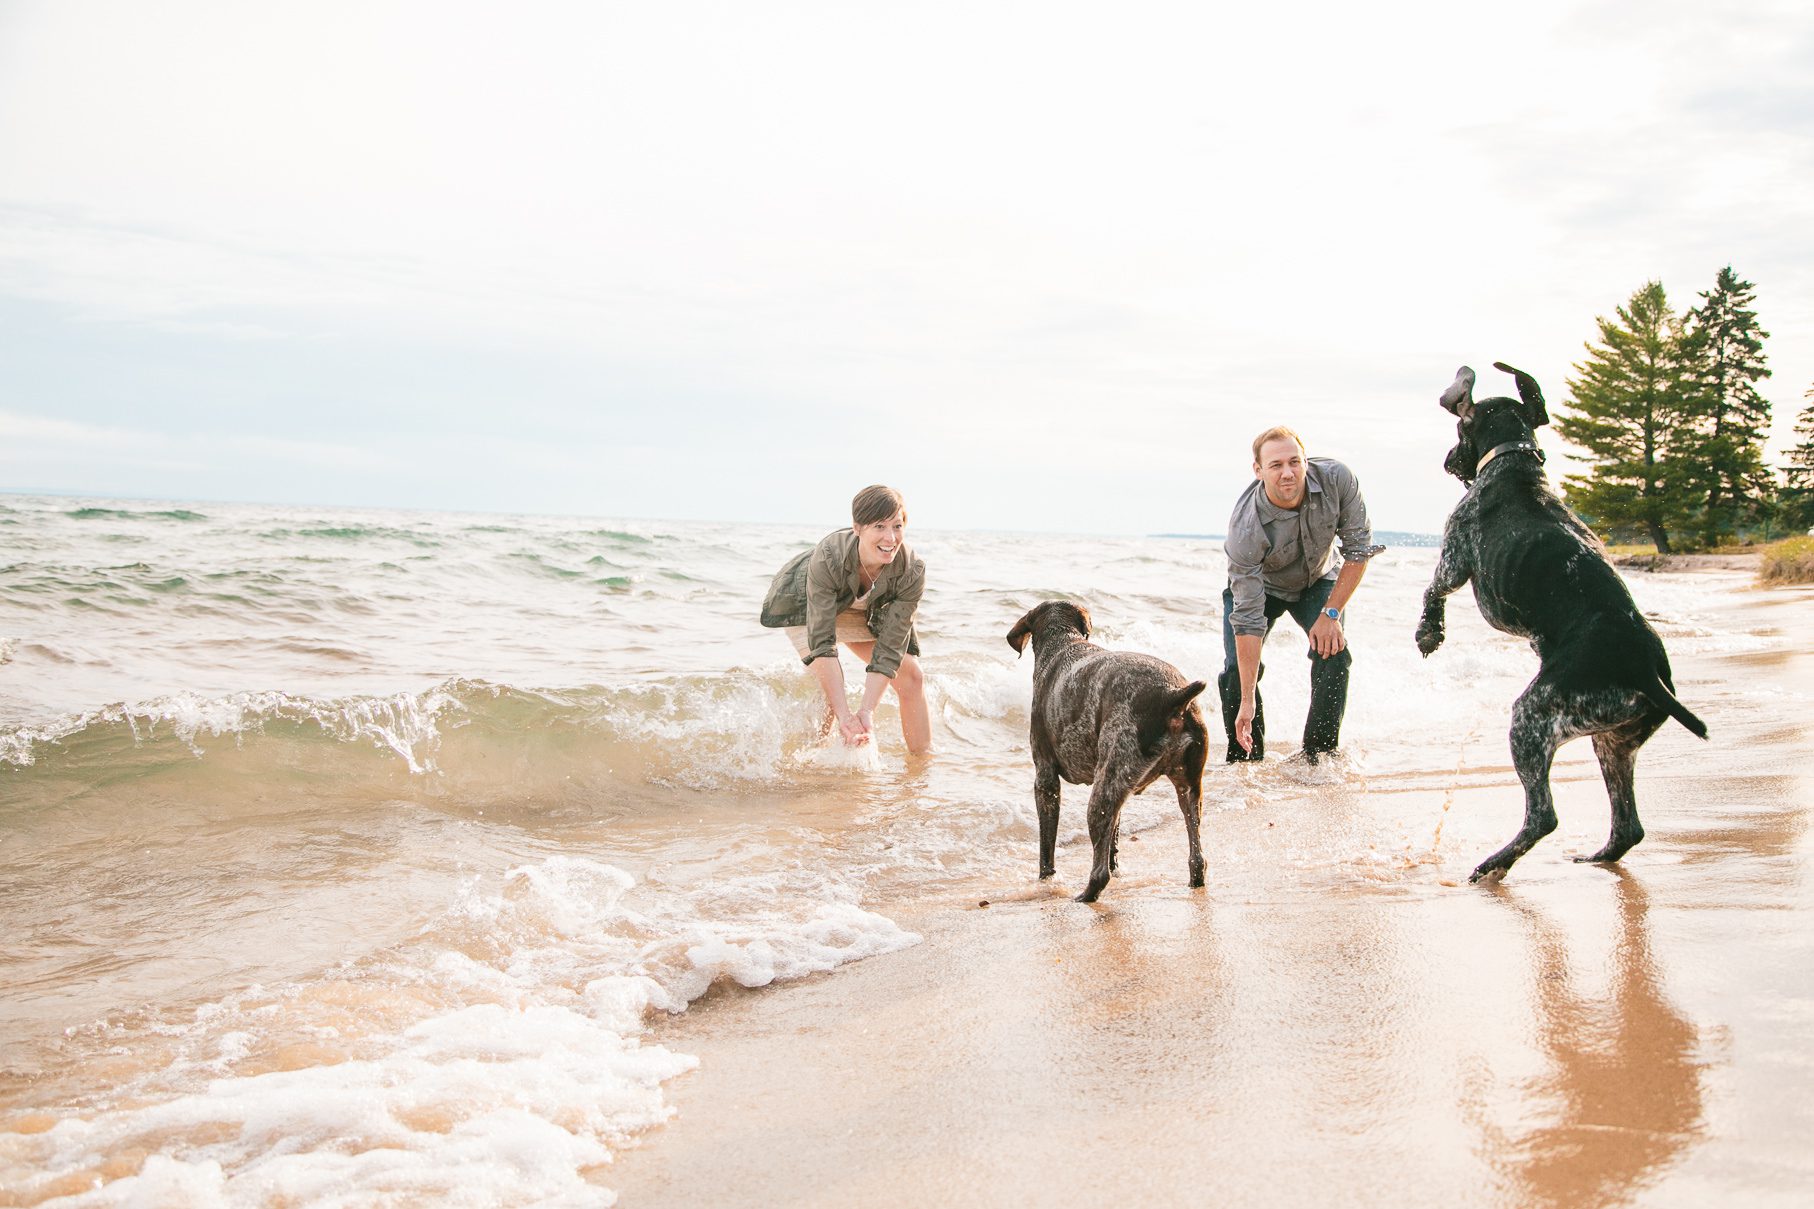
left=760, top=528, right=924, bottom=677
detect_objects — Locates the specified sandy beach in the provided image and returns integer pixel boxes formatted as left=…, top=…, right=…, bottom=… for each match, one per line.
left=613, top=572, right=1814, bottom=1208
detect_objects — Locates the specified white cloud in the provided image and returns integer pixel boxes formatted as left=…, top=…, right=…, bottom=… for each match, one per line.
left=0, top=409, right=390, bottom=477
left=0, top=0, right=1809, bottom=529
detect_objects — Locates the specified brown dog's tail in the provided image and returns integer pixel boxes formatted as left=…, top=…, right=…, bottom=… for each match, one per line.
left=1640, top=676, right=1709, bottom=739
left=1136, top=680, right=1208, bottom=755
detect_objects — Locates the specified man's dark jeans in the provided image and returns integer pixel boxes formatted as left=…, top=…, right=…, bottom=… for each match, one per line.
left=1218, top=578, right=1352, bottom=762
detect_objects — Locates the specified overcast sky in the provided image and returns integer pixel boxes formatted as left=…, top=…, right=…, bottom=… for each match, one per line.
left=1, top=0, right=1809, bottom=534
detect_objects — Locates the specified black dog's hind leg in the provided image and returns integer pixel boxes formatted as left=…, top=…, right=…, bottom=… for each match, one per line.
left=1578, top=714, right=1664, bottom=865
left=1472, top=686, right=1565, bottom=882
left=1034, top=760, right=1062, bottom=880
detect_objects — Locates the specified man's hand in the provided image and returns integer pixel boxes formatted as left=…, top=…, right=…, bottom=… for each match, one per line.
left=1308, top=613, right=1347, bottom=658
left=1236, top=697, right=1256, bottom=754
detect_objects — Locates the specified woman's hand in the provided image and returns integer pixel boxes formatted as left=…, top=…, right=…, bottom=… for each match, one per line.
left=838, top=712, right=871, bottom=746
left=852, top=707, right=876, bottom=743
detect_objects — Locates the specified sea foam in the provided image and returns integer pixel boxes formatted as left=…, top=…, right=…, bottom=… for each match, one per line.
left=1, top=853, right=918, bottom=1205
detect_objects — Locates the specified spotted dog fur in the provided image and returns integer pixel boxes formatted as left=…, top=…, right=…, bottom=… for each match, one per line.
left=1418, top=362, right=1709, bottom=882
left=1007, top=601, right=1209, bottom=902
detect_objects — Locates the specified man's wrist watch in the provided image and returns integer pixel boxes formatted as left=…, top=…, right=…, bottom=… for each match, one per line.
left=1323, top=606, right=1341, bottom=621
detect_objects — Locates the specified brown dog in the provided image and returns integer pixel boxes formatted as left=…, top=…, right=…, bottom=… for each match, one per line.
left=1007, top=601, right=1209, bottom=902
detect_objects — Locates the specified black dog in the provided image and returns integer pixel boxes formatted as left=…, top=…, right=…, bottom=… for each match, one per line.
left=1417, top=362, right=1708, bottom=882
left=1007, top=601, right=1209, bottom=902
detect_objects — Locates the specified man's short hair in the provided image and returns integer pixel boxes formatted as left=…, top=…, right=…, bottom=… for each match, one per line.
left=1251, top=426, right=1306, bottom=466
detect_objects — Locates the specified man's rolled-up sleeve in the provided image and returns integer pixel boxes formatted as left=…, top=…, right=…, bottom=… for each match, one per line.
left=1334, top=465, right=1387, bottom=565
left=1224, top=526, right=1269, bottom=637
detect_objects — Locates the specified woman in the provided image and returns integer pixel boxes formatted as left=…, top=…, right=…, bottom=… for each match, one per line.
left=760, top=484, right=931, bottom=754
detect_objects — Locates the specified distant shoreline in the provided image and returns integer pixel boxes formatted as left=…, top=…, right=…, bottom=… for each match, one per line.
left=1610, top=550, right=1764, bottom=573
left=1150, top=529, right=1443, bottom=547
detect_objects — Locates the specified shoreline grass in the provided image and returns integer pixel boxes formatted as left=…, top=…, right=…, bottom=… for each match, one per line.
left=1759, top=536, right=1814, bottom=585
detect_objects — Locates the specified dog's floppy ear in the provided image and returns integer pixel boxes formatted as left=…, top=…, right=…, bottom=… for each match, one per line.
left=1492, top=361, right=1549, bottom=429
left=1006, top=610, right=1035, bottom=656
left=1074, top=604, right=1091, bottom=639
left=1440, top=366, right=1476, bottom=417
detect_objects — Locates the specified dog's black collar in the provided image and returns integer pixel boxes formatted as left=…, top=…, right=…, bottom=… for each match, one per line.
left=1471, top=439, right=1545, bottom=479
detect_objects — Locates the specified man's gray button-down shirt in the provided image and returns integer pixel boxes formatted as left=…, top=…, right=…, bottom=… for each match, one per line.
left=1223, top=456, right=1385, bottom=637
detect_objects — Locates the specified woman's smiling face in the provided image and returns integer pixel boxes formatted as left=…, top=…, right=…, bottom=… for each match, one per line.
left=855, top=510, right=906, bottom=567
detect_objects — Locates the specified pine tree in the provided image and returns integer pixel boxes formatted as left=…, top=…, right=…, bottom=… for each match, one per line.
left=1557, top=281, right=1695, bottom=553
left=1679, top=266, right=1773, bottom=545
left=1783, top=383, right=1814, bottom=532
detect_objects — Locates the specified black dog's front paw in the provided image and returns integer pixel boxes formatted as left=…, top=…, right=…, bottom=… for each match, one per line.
left=1415, top=620, right=1445, bottom=657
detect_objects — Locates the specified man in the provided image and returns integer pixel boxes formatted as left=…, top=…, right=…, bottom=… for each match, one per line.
left=1220, top=427, right=1384, bottom=762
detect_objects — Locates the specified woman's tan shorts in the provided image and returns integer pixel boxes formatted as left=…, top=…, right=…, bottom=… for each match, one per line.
left=784, top=608, right=875, bottom=657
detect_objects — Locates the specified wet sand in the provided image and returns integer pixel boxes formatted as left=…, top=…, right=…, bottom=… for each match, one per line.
left=614, top=578, right=1814, bottom=1208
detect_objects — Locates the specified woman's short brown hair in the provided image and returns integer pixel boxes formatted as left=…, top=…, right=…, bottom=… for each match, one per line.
left=1251, top=426, right=1306, bottom=466
left=851, top=484, right=906, bottom=527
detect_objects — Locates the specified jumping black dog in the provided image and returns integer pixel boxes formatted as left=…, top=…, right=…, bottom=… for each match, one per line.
left=1007, top=601, right=1209, bottom=902
left=1417, top=362, right=1708, bottom=882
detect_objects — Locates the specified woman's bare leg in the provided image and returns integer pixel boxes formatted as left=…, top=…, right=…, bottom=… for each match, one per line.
left=843, top=642, right=932, bottom=755
left=892, top=655, right=932, bottom=754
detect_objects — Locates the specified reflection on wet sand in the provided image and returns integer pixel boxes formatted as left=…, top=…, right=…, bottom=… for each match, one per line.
left=1477, top=873, right=1706, bottom=1209
left=1666, top=773, right=1809, bottom=872
left=1047, top=903, right=1232, bottom=1079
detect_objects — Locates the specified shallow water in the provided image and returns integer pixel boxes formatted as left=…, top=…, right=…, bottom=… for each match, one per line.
left=0, top=494, right=1785, bottom=1204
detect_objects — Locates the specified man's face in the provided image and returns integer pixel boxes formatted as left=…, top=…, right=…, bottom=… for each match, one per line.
left=1254, top=437, right=1306, bottom=509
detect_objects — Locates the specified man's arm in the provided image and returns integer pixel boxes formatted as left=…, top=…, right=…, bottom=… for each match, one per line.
left=1306, top=558, right=1369, bottom=657
left=1219, top=493, right=1277, bottom=747
left=1234, top=633, right=1264, bottom=753
left=1304, top=461, right=1384, bottom=658
left=1225, top=516, right=1270, bottom=754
